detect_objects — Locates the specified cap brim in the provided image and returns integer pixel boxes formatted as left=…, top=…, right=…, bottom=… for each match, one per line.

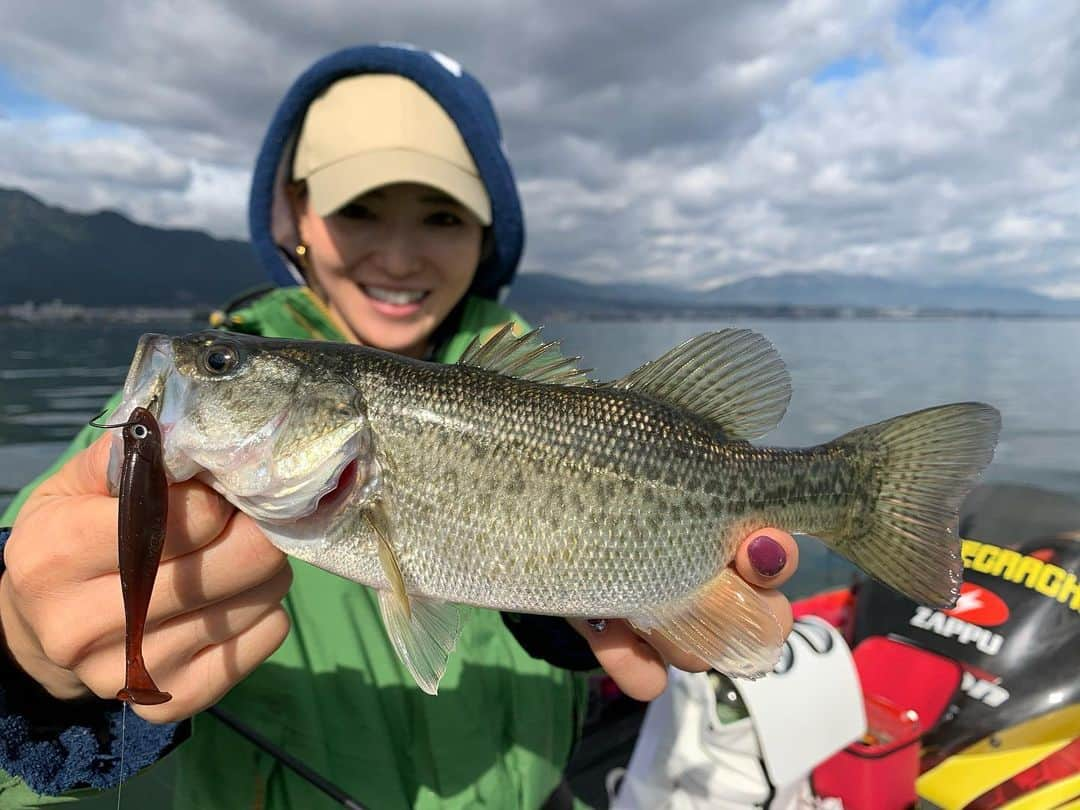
left=306, top=149, right=492, bottom=225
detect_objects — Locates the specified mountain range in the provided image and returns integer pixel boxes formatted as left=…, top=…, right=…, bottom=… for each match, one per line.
left=3, top=186, right=1078, bottom=317
left=505, top=270, right=1080, bottom=320
left=0, top=187, right=263, bottom=307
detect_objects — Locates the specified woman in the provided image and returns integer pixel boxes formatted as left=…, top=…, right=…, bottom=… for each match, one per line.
left=0, top=44, right=799, bottom=809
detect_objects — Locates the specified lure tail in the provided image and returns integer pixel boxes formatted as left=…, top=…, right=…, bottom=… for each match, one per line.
left=116, top=652, right=171, bottom=705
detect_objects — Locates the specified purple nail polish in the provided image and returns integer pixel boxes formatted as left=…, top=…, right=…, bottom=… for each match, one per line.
left=748, top=535, right=787, bottom=578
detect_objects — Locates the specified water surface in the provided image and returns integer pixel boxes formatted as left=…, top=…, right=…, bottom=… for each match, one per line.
left=2, top=317, right=1077, bottom=597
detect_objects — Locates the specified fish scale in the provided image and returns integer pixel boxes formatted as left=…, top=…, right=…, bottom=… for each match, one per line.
left=108, top=326, right=1001, bottom=693
left=368, top=373, right=844, bottom=614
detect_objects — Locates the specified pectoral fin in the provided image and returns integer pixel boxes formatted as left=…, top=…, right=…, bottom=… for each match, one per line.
left=628, top=567, right=784, bottom=679
left=364, top=501, right=463, bottom=694
left=365, top=502, right=410, bottom=619
left=376, top=591, right=464, bottom=695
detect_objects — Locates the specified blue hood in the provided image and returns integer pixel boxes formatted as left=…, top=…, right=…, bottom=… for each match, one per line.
left=248, top=44, right=525, bottom=300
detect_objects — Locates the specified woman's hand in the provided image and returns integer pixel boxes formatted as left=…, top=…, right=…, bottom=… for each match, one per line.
left=569, top=529, right=799, bottom=701
left=0, top=435, right=293, bottom=723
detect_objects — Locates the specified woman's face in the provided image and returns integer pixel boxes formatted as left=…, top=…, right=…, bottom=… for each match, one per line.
left=291, top=182, right=484, bottom=357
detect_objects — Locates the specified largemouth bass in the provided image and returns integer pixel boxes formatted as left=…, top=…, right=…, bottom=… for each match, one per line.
left=106, top=326, right=1000, bottom=694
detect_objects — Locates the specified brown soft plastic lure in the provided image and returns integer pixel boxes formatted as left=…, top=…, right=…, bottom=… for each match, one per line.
left=97, top=406, right=172, bottom=705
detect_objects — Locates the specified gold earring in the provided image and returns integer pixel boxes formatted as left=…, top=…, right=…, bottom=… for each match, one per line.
left=295, top=243, right=308, bottom=258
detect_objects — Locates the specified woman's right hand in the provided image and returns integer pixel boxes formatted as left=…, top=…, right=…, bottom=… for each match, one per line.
left=0, top=434, right=293, bottom=723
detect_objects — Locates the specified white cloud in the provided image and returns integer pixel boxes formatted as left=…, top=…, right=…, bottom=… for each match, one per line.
left=0, top=0, right=1076, bottom=295
left=0, top=113, right=247, bottom=237
left=992, top=213, right=1066, bottom=243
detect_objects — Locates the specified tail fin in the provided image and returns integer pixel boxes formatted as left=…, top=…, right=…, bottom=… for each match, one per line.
left=825, top=402, right=1001, bottom=608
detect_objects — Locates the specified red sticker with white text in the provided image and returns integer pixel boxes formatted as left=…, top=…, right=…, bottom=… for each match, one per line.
left=945, top=583, right=1011, bottom=627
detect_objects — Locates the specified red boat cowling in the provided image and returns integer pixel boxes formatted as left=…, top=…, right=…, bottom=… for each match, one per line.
left=799, top=482, right=1080, bottom=809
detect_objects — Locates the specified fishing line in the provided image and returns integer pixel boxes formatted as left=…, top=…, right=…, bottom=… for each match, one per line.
left=89, top=409, right=140, bottom=431
left=116, top=702, right=126, bottom=810
left=92, top=406, right=134, bottom=810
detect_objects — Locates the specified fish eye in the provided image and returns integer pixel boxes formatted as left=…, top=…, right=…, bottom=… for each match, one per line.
left=130, top=424, right=149, bottom=440
left=200, top=342, right=240, bottom=376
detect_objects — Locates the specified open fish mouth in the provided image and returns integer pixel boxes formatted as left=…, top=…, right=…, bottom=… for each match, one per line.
left=106, top=334, right=181, bottom=494
left=112, top=334, right=173, bottom=417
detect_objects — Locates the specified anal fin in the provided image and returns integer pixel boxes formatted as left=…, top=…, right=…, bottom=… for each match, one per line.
left=377, top=591, right=463, bottom=695
left=628, top=568, right=784, bottom=679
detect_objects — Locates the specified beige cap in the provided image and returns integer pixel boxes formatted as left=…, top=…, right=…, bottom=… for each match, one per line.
left=291, top=74, right=492, bottom=225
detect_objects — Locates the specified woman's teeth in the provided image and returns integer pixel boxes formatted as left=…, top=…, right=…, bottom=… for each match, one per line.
left=364, top=286, right=426, bottom=305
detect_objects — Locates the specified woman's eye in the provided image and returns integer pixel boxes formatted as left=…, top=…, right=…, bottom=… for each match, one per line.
left=425, top=211, right=463, bottom=227
left=336, top=202, right=375, bottom=220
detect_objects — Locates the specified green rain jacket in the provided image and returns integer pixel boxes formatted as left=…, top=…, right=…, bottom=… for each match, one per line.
left=0, top=287, right=591, bottom=809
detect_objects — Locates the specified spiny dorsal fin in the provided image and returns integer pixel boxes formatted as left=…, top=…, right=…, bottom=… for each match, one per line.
left=458, top=322, right=592, bottom=386
left=611, top=329, right=791, bottom=440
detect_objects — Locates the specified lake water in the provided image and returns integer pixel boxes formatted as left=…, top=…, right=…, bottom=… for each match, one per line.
left=2, top=316, right=1079, bottom=600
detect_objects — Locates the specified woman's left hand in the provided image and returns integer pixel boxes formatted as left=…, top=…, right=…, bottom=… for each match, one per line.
left=568, top=528, right=799, bottom=701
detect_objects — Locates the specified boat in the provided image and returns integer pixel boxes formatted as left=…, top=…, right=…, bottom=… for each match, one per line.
left=573, top=483, right=1080, bottom=809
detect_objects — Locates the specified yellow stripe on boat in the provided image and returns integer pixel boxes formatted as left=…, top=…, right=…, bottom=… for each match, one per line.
left=918, top=704, right=1080, bottom=809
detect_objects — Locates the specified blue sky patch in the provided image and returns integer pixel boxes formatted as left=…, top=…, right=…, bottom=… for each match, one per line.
left=814, top=53, right=884, bottom=83
left=897, top=0, right=990, bottom=56
left=0, top=65, right=66, bottom=120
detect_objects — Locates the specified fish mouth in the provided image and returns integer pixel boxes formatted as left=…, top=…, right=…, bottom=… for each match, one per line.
left=105, top=334, right=180, bottom=494
left=122, top=334, right=174, bottom=416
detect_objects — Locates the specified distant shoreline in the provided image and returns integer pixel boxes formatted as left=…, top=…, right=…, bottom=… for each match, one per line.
left=513, top=305, right=1080, bottom=322
left=0, top=302, right=209, bottom=324
left=4, top=300, right=1080, bottom=324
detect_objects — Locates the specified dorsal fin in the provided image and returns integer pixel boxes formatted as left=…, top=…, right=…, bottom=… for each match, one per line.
left=458, top=322, right=592, bottom=386
left=611, top=329, right=791, bottom=440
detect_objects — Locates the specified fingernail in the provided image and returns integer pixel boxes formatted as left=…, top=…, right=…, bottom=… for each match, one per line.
left=586, top=618, right=608, bottom=633
left=748, top=535, right=787, bottom=578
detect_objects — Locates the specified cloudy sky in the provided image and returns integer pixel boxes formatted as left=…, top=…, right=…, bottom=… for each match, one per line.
left=1, top=0, right=1077, bottom=296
